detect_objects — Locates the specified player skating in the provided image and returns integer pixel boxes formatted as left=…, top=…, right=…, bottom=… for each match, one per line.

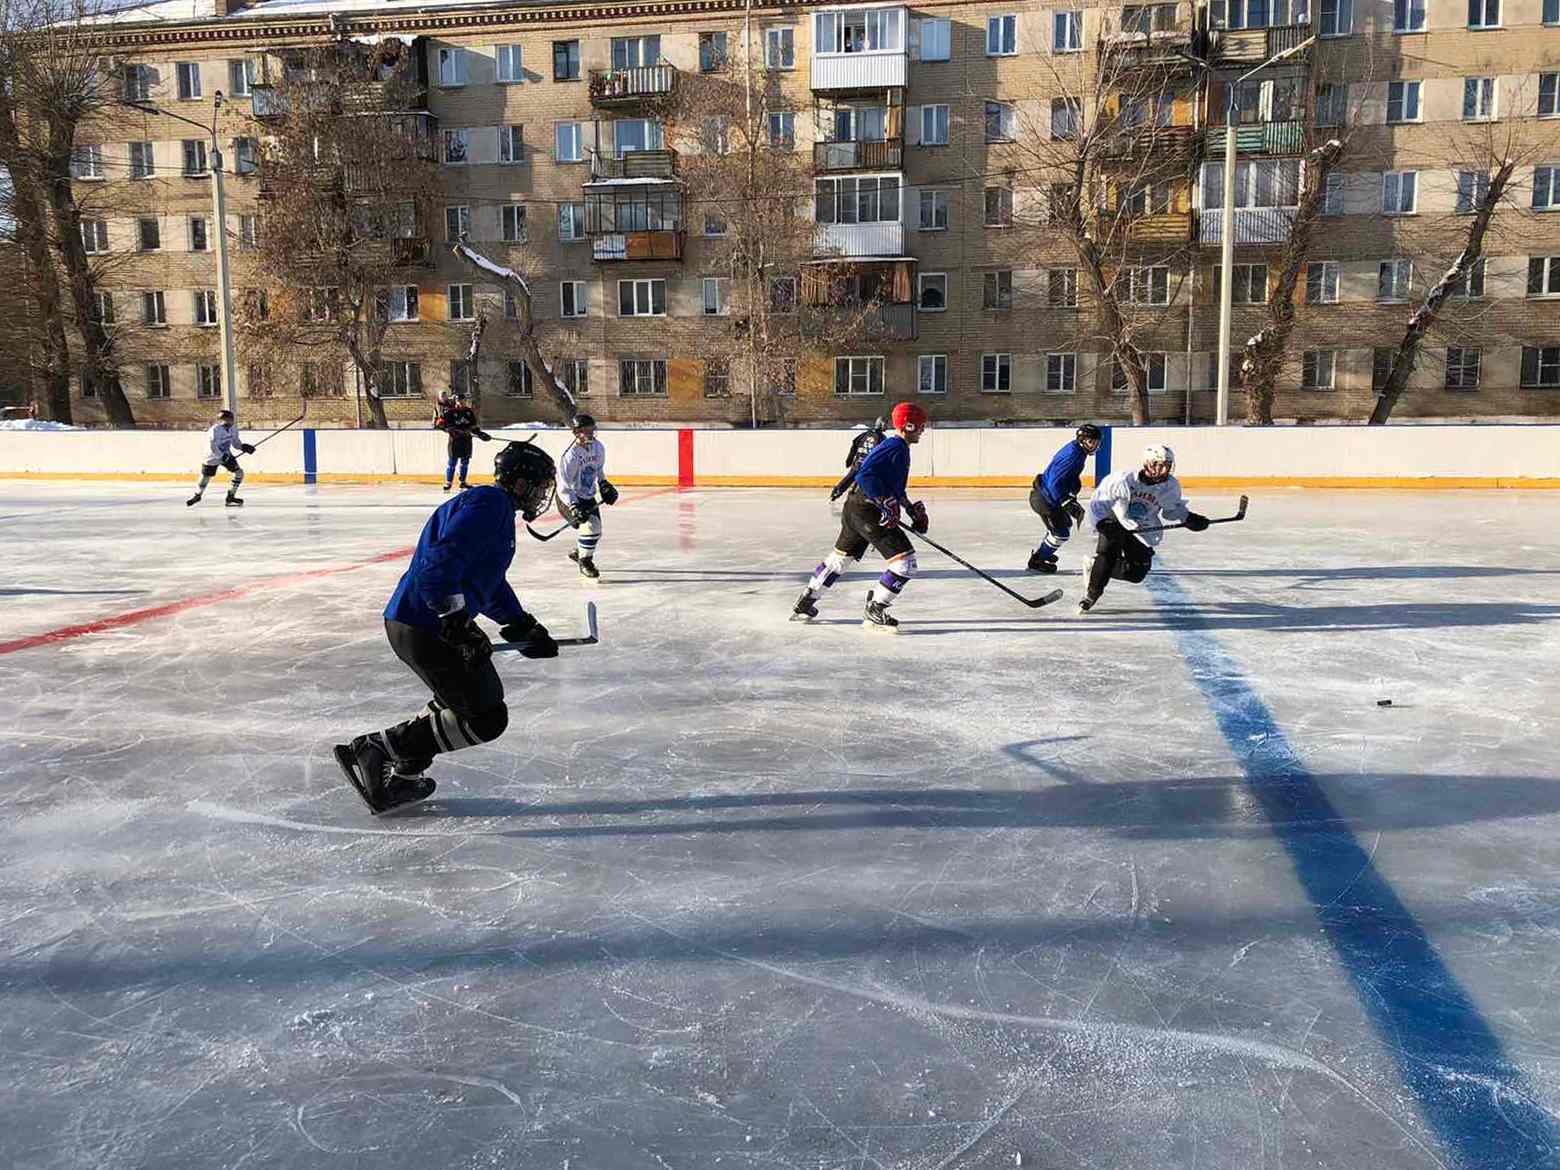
left=186, top=409, right=254, bottom=507
left=434, top=389, right=491, bottom=491
left=828, top=416, right=888, bottom=502
left=1027, top=424, right=1102, bottom=573
left=1078, top=443, right=1208, bottom=614
left=792, top=402, right=930, bottom=633
left=556, top=413, right=617, bottom=581
left=333, top=440, right=561, bottom=814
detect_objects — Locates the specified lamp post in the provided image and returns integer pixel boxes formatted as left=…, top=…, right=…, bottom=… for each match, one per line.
left=123, top=94, right=239, bottom=419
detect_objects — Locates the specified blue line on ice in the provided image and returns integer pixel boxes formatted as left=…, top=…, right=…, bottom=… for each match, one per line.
left=1149, top=571, right=1559, bottom=1168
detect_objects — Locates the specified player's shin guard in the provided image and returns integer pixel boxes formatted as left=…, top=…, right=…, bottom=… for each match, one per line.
left=575, top=512, right=603, bottom=559
left=808, top=549, right=858, bottom=593
left=384, top=701, right=508, bottom=766
left=867, top=553, right=916, bottom=606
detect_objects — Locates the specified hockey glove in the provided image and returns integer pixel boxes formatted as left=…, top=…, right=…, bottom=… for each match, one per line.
left=876, top=498, right=902, bottom=530
left=577, top=498, right=601, bottom=522
left=558, top=499, right=582, bottom=528
left=240, top=443, right=256, bottom=454
left=438, top=611, right=492, bottom=667
left=500, top=614, right=558, bottom=659
left=474, top=429, right=492, bottom=442
left=1184, top=512, right=1210, bottom=532
left=1065, top=499, right=1085, bottom=525
left=828, top=485, right=846, bottom=503
left=907, top=500, right=929, bottom=535
left=598, top=479, right=619, bottom=506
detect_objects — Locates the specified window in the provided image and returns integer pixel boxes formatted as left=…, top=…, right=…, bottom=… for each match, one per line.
left=1522, top=346, right=1560, bottom=388
left=704, top=213, right=728, bottom=236
left=189, top=216, right=209, bottom=252
left=702, top=276, right=725, bottom=315
left=1468, top=0, right=1499, bottom=27
left=919, top=104, right=949, bottom=145
left=1534, top=166, right=1560, bottom=210
left=1319, top=0, right=1353, bottom=34
left=437, top=47, right=468, bottom=86
left=614, top=118, right=663, bottom=157
left=123, top=63, right=151, bottom=102
left=229, top=58, right=256, bottom=96
left=197, top=364, right=222, bottom=399
left=145, top=364, right=170, bottom=399
left=767, top=112, right=795, bottom=147
left=985, top=101, right=1016, bottom=142
left=1306, top=260, right=1340, bottom=303
left=445, top=205, right=470, bottom=242
left=987, top=14, right=1018, bottom=54
left=1199, top=158, right=1302, bottom=210
left=562, top=359, right=589, bottom=398
left=129, top=142, right=154, bottom=179
left=1445, top=347, right=1481, bottom=389
left=243, top=289, right=269, bottom=322
left=138, top=218, right=160, bottom=251
left=918, top=18, right=951, bottom=60
left=770, top=276, right=797, bottom=312
left=983, top=270, right=1013, bottom=310
left=816, top=7, right=904, bottom=54
left=1121, top=181, right=1171, bottom=216
left=618, top=279, right=667, bottom=316
left=233, top=137, right=258, bottom=175
left=499, top=126, right=525, bottom=165
left=1322, top=172, right=1344, bottom=216
left=918, top=190, right=949, bottom=230
left=1529, top=256, right=1560, bottom=296
left=142, top=291, right=166, bottom=325
left=80, top=220, right=109, bottom=254
left=703, top=359, right=731, bottom=398
left=1378, top=258, right=1413, bottom=301
left=1393, top=0, right=1425, bottom=30
left=1047, top=268, right=1078, bottom=307
left=984, top=186, right=1013, bottom=226
left=699, top=32, right=727, bottom=72
left=93, top=291, right=114, bottom=326
left=1455, top=257, right=1487, bottom=298
left=561, top=280, right=588, bottom=318
left=555, top=122, right=583, bottom=163
left=620, top=359, right=668, bottom=397
left=1371, top=347, right=1395, bottom=394
left=1454, top=170, right=1489, bottom=215
left=1387, top=81, right=1421, bottom=123
left=381, top=361, right=421, bottom=397
left=1302, top=350, right=1337, bottom=390
left=918, top=354, right=948, bottom=394
left=176, top=61, right=201, bottom=99
left=182, top=140, right=207, bottom=176
left=1121, top=266, right=1169, bottom=305
left=559, top=203, right=586, bottom=241
left=1052, top=10, right=1082, bottom=50
left=834, top=356, right=885, bottom=396
left=1112, top=353, right=1167, bottom=394
left=1045, top=353, right=1077, bottom=393
left=1462, top=77, right=1497, bottom=122
left=448, top=284, right=474, bottom=320
left=70, top=145, right=104, bottom=180
left=982, top=353, right=1013, bottom=393
left=1316, top=83, right=1347, bottom=127
left=1121, top=4, right=1177, bottom=33
left=701, top=117, right=731, bottom=156
left=449, top=360, right=474, bottom=400
left=612, top=35, right=661, bottom=69
left=383, top=286, right=419, bottom=321
left=765, top=27, right=795, bottom=69
left=1051, top=98, right=1080, bottom=139
left=813, top=176, right=900, bottom=224
left=1548, top=0, right=1559, bottom=23
left=496, top=44, right=524, bottom=83
left=443, top=129, right=470, bottom=165
left=553, top=40, right=581, bottom=80
left=1220, top=262, right=1268, bottom=303
left=770, top=358, right=798, bottom=398
left=506, top=361, right=534, bottom=398
left=918, top=273, right=947, bottom=311
left=304, top=288, right=339, bottom=323
left=194, top=289, right=218, bottom=326
left=1542, top=74, right=1559, bottom=118
left=502, top=204, right=527, bottom=243
left=1382, top=171, right=1417, bottom=215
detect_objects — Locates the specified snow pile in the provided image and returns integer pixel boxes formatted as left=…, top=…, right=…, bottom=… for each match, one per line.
left=453, top=243, right=530, bottom=294
left=0, top=418, right=79, bottom=430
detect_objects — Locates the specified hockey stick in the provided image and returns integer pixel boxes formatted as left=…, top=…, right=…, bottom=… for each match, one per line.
left=250, top=405, right=308, bottom=450
left=525, top=520, right=572, bottom=542
left=1134, top=495, right=1249, bottom=535
left=493, top=602, right=599, bottom=652
left=909, top=531, right=1064, bottom=610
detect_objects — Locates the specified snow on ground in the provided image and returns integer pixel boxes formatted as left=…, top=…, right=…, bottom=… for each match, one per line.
left=2, top=481, right=1559, bottom=1169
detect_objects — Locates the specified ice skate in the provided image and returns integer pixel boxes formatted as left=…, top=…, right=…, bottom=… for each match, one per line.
left=863, top=595, right=899, bottom=633
left=458, top=480, right=470, bottom=490
left=334, top=733, right=436, bottom=815
left=1078, top=596, right=1097, bottom=614
left=442, top=482, right=452, bottom=492
left=790, top=590, right=819, bottom=623
left=569, top=550, right=601, bottom=580
left=224, top=494, right=244, bottom=508
left=1027, top=549, right=1058, bottom=574
left=186, top=492, right=202, bottom=507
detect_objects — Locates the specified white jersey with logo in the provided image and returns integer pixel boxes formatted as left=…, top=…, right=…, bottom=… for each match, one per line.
left=204, top=422, right=243, bottom=464
left=1086, top=469, right=1188, bottom=548
left=556, top=438, right=606, bottom=505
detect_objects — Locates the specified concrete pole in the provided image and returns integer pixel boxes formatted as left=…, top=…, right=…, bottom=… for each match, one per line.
left=1215, top=94, right=1236, bottom=427
left=209, top=141, right=239, bottom=418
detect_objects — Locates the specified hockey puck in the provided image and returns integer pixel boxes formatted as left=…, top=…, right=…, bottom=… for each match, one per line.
left=1376, top=699, right=1393, bottom=707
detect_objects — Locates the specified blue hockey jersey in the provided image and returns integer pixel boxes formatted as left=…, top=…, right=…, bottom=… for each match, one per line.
left=384, top=485, right=527, bottom=630
left=853, top=434, right=911, bottom=503
left=1036, top=439, right=1090, bottom=505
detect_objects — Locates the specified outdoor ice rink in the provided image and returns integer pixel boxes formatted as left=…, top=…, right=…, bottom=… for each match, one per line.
left=3, top=479, right=1560, bottom=1170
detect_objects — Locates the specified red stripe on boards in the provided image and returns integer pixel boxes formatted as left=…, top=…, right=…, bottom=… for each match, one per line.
left=678, top=429, right=695, bottom=489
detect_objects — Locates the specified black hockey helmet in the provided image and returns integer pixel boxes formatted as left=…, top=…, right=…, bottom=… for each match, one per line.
left=1076, top=423, right=1102, bottom=445
left=872, top=415, right=888, bottom=432
left=218, top=409, right=234, bottom=422
left=570, top=412, right=596, bottom=434
left=494, top=439, right=556, bottom=521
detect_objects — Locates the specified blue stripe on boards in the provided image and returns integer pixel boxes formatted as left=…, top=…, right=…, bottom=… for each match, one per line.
left=302, top=429, right=317, bottom=485
left=1095, top=426, right=1112, bottom=481
left=1148, top=571, right=1558, bottom=1169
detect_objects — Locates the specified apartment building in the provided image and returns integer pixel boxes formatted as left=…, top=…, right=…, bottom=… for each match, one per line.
left=58, top=0, right=1560, bottom=425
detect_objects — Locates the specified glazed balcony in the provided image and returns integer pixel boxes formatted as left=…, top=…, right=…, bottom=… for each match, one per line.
left=814, top=221, right=905, bottom=257
left=811, top=5, right=909, bottom=92
left=1198, top=206, right=1297, bottom=245
left=589, top=65, right=677, bottom=107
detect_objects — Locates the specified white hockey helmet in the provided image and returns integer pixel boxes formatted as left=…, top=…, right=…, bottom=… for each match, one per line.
left=1142, top=443, right=1175, bottom=471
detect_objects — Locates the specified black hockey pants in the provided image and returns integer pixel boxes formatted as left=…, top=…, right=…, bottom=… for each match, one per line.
left=379, top=619, right=509, bottom=768
left=1086, top=518, right=1153, bottom=602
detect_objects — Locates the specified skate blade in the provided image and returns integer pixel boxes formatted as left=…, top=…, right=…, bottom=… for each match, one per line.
left=333, top=744, right=386, bottom=814
left=789, top=612, right=815, bottom=623
left=862, top=621, right=901, bottom=634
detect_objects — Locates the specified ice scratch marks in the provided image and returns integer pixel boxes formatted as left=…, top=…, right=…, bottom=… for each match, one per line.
left=928, top=1086, right=1028, bottom=1170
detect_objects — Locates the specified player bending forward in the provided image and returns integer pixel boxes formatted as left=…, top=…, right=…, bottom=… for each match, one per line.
left=828, top=416, right=887, bottom=502
left=793, top=401, right=930, bottom=633
left=434, top=389, right=491, bottom=492
left=1079, top=443, right=1208, bottom=614
left=186, top=409, right=255, bottom=507
left=1027, top=423, right=1102, bottom=573
left=556, top=413, right=618, bottom=581
left=333, top=440, right=560, bottom=814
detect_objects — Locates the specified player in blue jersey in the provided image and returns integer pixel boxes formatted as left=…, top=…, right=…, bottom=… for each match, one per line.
left=1027, top=423, right=1103, bottom=573
left=332, top=440, right=560, bottom=814
left=792, top=401, right=930, bottom=633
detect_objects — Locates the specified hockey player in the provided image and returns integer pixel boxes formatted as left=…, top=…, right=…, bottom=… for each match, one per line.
left=1027, top=423, right=1102, bottom=573
left=793, top=401, right=930, bottom=632
left=434, top=389, right=491, bottom=491
left=828, top=416, right=888, bottom=502
left=333, top=439, right=560, bottom=814
left=556, top=413, right=617, bottom=581
left=186, top=409, right=254, bottom=507
left=1078, top=443, right=1209, bottom=614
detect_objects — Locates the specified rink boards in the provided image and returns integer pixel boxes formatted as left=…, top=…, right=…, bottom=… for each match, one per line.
left=2, top=423, right=1560, bottom=488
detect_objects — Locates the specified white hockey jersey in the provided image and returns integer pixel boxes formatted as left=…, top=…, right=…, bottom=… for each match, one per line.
left=1086, top=469, right=1188, bottom=548
left=204, top=422, right=243, bottom=463
left=556, top=438, right=606, bottom=505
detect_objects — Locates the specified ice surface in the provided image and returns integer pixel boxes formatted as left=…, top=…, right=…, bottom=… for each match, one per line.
left=2, top=482, right=1560, bottom=1169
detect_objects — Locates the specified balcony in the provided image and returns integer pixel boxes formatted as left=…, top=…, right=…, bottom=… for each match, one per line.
left=591, top=231, right=684, bottom=261
left=341, top=79, right=427, bottom=114
left=1125, top=210, right=1195, bottom=244
left=811, top=5, right=909, bottom=91
left=814, top=221, right=905, bottom=257
left=250, top=85, right=286, bottom=119
left=356, top=236, right=434, bottom=268
left=1212, top=23, right=1312, bottom=67
left=1103, top=28, right=1201, bottom=72
left=802, top=301, right=917, bottom=341
left=813, top=140, right=904, bottom=171
left=1198, top=206, right=1297, bottom=245
left=1205, top=120, right=1305, bottom=156
left=588, top=148, right=678, bottom=181
left=1098, top=123, right=1198, bottom=164
left=588, top=65, right=677, bottom=107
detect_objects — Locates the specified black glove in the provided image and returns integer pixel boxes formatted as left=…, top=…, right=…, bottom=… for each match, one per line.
left=598, top=479, right=619, bottom=506
left=558, top=499, right=581, bottom=528
left=577, top=498, right=601, bottom=523
left=438, top=610, right=492, bottom=666
left=1184, top=512, right=1210, bottom=532
left=1096, top=516, right=1126, bottom=540
left=474, top=429, right=492, bottom=442
left=828, top=485, right=846, bottom=502
left=500, top=613, right=558, bottom=659
left=240, top=443, right=256, bottom=454
left=907, top=500, right=929, bottom=535
left=1065, top=499, right=1085, bottom=525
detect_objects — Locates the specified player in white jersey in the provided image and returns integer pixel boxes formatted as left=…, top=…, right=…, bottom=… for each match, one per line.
left=187, top=409, right=255, bottom=508
left=1079, top=443, right=1209, bottom=613
left=555, top=413, right=618, bottom=580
